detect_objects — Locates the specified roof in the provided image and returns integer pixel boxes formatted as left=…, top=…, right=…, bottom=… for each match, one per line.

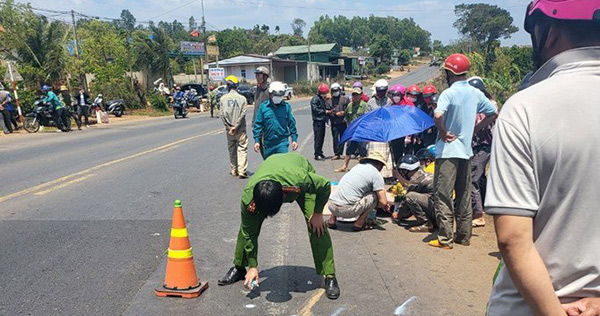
left=274, top=43, right=338, bottom=55
left=207, top=54, right=304, bottom=67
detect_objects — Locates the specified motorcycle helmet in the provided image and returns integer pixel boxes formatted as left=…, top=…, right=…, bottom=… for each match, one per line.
left=468, top=76, right=487, bottom=94
left=422, top=84, right=437, bottom=97
left=398, top=155, right=420, bottom=171
left=443, top=53, right=471, bottom=75
left=374, top=79, right=389, bottom=91
left=318, top=83, right=330, bottom=94
left=42, top=84, right=51, bottom=92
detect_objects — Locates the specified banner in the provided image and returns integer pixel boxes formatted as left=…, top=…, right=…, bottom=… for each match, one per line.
left=209, top=68, right=225, bottom=81
left=180, top=41, right=205, bottom=56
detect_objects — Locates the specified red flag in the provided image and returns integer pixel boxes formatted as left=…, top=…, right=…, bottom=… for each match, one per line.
left=190, top=29, right=199, bottom=37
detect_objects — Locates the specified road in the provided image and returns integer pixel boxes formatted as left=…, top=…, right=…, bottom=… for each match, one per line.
left=0, top=66, right=500, bottom=316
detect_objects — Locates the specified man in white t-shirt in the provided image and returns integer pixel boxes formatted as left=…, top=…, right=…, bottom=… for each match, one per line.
left=485, top=2, right=600, bottom=315
left=327, top=150, right=391, bottom=231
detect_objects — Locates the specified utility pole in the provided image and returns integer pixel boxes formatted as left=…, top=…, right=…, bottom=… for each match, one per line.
left=200, top=0, right=207, bottom=84
left=71, top=10, right=88, bottom=91
left=307, top=33, right=313, bottom=84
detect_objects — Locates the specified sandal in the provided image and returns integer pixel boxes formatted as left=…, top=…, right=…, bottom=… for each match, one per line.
left=409, top=224, right=434, bottom=233
left=334, top=167, right=347, bottom=173
left=352, top=224, right=374, bottom=232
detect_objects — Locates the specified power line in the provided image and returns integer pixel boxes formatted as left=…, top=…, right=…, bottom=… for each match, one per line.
left=146, top=0, right=199, bottom=21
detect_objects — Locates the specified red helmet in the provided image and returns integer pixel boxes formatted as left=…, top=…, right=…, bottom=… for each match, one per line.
left=422, top=84, right=436, bottom=97
left=407, top=84, right=421, bottom=96
left=443, top=53, right=471, bottom=75
left=318, top=83, right=330, bottom=94
left=209, top=85, right=214, bottom=91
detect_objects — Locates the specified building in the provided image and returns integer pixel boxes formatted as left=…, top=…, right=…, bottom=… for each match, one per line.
left=207, top=54, right=308, bottom=84
left=274, top=43, right=343, bottom=81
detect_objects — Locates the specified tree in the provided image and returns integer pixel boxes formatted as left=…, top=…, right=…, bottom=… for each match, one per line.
left=369, top=35, right=393, bottom=63
left=275, top=25, right=280, bottom=34
left=118, top=9, right=136, bottom=31
left=260, top=24, right=269, bottom=34
left=291, top=18, right=306, bottom=37
left=453, top=4, right=519, bottom=71
left=188, top=16, right=196, bottom=32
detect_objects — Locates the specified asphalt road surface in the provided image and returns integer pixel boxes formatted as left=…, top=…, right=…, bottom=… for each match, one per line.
left=0, top=66, right=500, bottom=316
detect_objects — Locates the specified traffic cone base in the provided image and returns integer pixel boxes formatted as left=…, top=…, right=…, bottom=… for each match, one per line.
left=155, top=281, right=209, bottom=299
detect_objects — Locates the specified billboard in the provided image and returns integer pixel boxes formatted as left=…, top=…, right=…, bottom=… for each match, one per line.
left=209, top=68, right=225, bottom=81
left=180, top=41, right=205, bottom=56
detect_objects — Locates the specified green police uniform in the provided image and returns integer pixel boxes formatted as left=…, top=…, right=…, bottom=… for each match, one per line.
left=233, top=152, right=336, bottom=276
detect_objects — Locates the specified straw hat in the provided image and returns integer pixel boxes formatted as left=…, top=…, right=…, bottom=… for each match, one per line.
left=59, top=85, right=68, bottom=91
left=360, top=150, right=388, bottom=167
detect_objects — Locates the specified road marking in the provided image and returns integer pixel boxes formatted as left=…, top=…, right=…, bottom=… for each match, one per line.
left=0, top=102, right=306, bottom=203
left=0, top=128, right=223, bottom=203
left=33, top=174, right=97, bottom=196
left=297, top=288, right=325, bottom=316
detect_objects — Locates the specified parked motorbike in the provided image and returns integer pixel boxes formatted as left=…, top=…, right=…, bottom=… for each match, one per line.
left=23, top=98, right=74, bottom=133
left=173, top=97, right=188, bottom=119
left=104, top=99, right=125, bottom=117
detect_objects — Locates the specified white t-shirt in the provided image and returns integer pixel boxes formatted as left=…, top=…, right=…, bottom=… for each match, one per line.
left=485, top=47, right=600, bottom=316
left=329, top=163, right=384, bottom=206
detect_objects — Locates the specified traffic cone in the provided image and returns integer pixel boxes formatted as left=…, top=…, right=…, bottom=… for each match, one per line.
left=155, top=200, right=208, bottom=298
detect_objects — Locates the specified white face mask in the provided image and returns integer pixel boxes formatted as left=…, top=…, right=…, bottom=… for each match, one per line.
left=392, top=96, right=402, bottom=104
left=272, top=96, right=284, bottom=105
left=408, top=97, right=417, bottom=103
left=332, top=91, right=340, bottom=97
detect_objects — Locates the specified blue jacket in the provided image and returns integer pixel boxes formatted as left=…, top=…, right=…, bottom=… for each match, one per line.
left=253, top=100, right=298, bottom=146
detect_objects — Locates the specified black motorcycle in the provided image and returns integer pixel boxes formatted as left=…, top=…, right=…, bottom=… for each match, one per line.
left=23, top=99, right=74, bottom=133
left=173, top=97, right=188, bottom=119
left=104, top=99, right=125, bottom=117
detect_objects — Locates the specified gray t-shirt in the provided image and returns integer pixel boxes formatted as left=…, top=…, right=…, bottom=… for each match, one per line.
left=329, top=163, right=384, bottom=206
left=485, top=47, right=600, bottom=316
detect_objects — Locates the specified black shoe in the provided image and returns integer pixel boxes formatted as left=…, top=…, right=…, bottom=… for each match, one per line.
left=218, top=266, right=246, bottom=286
left=318, top=155, right=327, bottom=160
left=315, top=156, right=323, bottom=161
left=324, top=277, right=340, bottom=299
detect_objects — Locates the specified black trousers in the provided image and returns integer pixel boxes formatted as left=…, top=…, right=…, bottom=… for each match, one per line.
left=1, top=109, right=12, bottom=132
left=54, top=108, right=69, bottom=131
left=331, top=123, right=347, bottom=156
left=77, top=105, right=90, bottom=126
left=313, top=121, right=326, bottom=157
left=390, top=137, right=405, bottom=164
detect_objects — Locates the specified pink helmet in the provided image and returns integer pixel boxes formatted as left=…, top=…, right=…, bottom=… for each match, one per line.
left=389, top=84, right=406, bottom=95
left=527, top=0, right=600, bottom=21
left=352, top=81, right=363, bottom=88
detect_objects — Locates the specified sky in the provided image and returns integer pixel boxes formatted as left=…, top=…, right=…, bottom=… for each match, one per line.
left=20, top=0, right=531, bottom=46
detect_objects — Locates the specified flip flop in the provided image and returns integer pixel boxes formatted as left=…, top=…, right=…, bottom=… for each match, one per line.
left=409, top=224, right=433, bottom=233
left=352, top=224, right=374, bottom=232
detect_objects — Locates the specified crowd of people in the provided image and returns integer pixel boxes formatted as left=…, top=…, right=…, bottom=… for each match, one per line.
left=216, top=1, right=600, bottom=314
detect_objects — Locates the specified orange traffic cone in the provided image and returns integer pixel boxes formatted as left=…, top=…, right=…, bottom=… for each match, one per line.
left=155, top=200, right=208, bottom=298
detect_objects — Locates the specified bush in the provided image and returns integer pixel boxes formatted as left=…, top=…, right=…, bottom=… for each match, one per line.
left=147, top=92, right=169, bottom=112
left=15, top=89, right=39, bottom=114
left=376, top=63, right=390, bottom=75
left=291, top=81, right=321, bottom=97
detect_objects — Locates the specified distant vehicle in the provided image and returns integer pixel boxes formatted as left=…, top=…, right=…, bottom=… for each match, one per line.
left=283, top=83, right=293, bottom=100
left=237, top=84, right=255, bottom=104
left=180, top=83, right=208, bottom=98
left=345, top=74, right=368, bottom=80
left=215, top=84, right=255, bottom=105
left=430, top=57, right=441, bottom=67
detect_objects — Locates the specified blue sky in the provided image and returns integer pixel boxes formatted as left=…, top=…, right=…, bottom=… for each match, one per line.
left=21, top=0, right=531, bottom=46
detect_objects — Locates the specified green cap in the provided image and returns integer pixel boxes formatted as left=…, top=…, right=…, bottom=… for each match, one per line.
left=174, top=200, right=182, bottom=207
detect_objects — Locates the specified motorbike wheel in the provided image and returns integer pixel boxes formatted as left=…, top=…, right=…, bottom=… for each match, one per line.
left=23, top=117, right=40, bottom=133
left=114, top=106, right=124, bottom=117
left=183, top=112, right=188, bottom=118
left=174, top=111, right=179, bottom=119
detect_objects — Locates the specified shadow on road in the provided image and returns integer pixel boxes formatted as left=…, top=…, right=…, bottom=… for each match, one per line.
left=246, top=265, right=322, bottom=303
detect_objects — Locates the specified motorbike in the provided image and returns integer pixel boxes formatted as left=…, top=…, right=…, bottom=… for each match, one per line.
left=23, top=98, right=74, bottom=133
left=104, top=99, right=125, bottom=117
left=173, top=97, right=188, bottom=119
left=185, top=88, right=202, bottom=109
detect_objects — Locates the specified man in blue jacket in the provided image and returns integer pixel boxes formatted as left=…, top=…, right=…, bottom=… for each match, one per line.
left=252, top=81, right=298, bottom=159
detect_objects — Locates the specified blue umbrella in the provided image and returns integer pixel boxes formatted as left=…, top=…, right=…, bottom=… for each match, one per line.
left=340, top=105, right=434, bottom=143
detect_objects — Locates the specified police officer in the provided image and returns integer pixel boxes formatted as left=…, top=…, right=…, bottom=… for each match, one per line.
left=220, top=75, right=249, bottom=179
left=218, top=152, right=341, bottom=300
left=253, top=66, right=270, bottom=125
left=252, top=81, right=298, bottom=159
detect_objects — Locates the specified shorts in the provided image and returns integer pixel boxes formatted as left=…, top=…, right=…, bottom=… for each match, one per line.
left=328, top=193, right=378, bottom=218
left=346, top=141, right=367, bottom=157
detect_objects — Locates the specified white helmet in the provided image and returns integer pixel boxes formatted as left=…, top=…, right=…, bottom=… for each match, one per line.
left=268, top=81, right=286, bottom=95
left=330, top=83, right=342, bottom=91
left=374, top=79, right=389, bottom=91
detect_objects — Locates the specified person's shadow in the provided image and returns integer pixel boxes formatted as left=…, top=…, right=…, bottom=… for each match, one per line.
left=246, top=265, right=322, bottom=302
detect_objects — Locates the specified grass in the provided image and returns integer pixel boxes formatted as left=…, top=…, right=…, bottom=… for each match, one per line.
left=128, top=107, right=172, bottom=117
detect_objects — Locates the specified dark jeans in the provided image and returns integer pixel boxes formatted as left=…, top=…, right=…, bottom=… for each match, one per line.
left=346, top=141, right=367, bottom=157
left=78, top=105, right=90, bottom=126
left=331, top=123, right=347, bottom=156
left=1, top=109, right=12, bottom=132
left=9, top=109, right=18, bottom=129
left=434, top=158, right=472, bottom=245
left=471, top=146, right=491, bottom=219
left=54, top=108, right=69, bottom=131
left=313, top=121, right=326, bottom=157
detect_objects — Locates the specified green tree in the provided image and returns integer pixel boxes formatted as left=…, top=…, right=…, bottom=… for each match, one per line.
left=397, top=49, right=412, bottom=65
left=188, top=16, right=196, bottom=32
left=454, top=4, right=519, bottom=71
left=118, top=9, right=136, bottom=31
left=369, top=35, right=393, bottom=63
left=275, top=25, right=280, bottom=34
left=291, top=18, right=306, bottom=37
